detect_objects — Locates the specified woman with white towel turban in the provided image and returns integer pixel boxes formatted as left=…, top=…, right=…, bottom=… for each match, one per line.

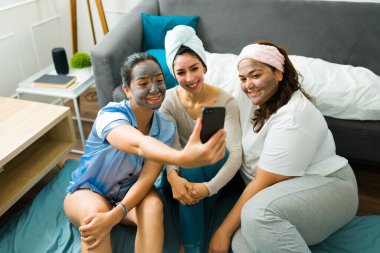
left=159, top=25, right=243, bottom=253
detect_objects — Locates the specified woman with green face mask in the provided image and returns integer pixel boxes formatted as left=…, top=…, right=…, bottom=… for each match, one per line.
left=64, top=52, right=227, bottom=253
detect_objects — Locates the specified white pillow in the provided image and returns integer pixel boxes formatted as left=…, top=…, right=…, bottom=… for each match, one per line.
left=204, top=52, right=241, bottom=98
left=289, top=55, right=380, bottom=120
left=204, top=51, right=380, bottom=120
left=204, top=52, right=256, bottom=127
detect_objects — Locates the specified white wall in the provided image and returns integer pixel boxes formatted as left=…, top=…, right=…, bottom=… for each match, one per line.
left=0, top=0, right=141, bottom=99
left=0, top=0, right=379, bottom=99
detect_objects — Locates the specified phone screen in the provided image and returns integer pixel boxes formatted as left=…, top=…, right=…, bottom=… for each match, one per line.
left=200, top=107, right=226, bottom=143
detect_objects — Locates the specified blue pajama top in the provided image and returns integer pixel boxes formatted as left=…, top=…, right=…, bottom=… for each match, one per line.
left=66, top=100, right=175, bottom=203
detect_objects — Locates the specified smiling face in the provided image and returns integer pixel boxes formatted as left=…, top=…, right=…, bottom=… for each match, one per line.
left=238, top=59, right=283, bottom=106
left=173, top=53, right=206, bottom=94
left=123, top=60, right=166, bottom=110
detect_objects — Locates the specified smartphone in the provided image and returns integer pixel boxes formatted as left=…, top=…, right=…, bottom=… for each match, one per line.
left=200, top=107, right=226, bottom=143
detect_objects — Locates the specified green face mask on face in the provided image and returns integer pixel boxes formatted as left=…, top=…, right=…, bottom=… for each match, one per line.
left=130, top=61, right=166, bottom=110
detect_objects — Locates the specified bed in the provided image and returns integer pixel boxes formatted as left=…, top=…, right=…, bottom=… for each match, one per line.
left=2, top=0, right=380, bottom=252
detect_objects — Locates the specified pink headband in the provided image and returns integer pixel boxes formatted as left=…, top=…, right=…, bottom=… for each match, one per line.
left=237, top=44, right=285, bottom=72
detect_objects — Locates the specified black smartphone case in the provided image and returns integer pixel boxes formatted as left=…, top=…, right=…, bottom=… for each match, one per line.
left=200, top=107, right=226, bottom=143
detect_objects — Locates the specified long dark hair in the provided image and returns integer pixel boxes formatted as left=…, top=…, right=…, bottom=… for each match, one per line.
left=250, top=40, right=313, bottom=132
left=120, top=52, right=161, bottom=88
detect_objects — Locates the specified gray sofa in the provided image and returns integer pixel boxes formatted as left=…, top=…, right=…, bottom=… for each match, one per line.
left=91, top=0, right=380, bottom=165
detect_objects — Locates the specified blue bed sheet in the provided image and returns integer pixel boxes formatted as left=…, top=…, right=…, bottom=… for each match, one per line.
left=0, top=159, right=379, bottom=253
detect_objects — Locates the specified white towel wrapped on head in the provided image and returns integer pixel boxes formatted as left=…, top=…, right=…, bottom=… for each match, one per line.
left=165, top=25, right=207, bottom=77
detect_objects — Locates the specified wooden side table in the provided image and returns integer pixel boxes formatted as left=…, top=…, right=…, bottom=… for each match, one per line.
left=16, top=65, right=95, bottom=153
left=0, top=97, right=75, bottom=216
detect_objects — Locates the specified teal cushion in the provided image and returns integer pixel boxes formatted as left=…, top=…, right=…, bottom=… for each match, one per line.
left=1, top=159, right=380, bottom=253
left=141, top=13, right=199, bottom=51
left=146, top=49, right=177, bottom=90
left=310, top=215, right=380, bottom=252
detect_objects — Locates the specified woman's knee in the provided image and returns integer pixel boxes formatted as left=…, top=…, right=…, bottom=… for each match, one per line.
left=240, top=195, right=282, bottom=245
left=179, top=167, right=205, bottom=182
left=64, top=191, right=111, bottom=226
left=232, top=228, right=252, bottom=253
left=147, top=196, right=164, bottom=214
left=137, top=194, right=164, bottom=218
left=241, top=199, right=265, bottom=234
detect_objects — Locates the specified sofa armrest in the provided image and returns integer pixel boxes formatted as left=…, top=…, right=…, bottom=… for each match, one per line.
left=91, top=0, right=159, bottom=108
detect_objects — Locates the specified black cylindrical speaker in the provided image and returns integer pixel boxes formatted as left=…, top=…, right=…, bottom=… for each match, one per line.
left=52, top=47, right=69, bottom=75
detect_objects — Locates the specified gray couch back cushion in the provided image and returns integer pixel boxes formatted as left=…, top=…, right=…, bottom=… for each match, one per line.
left=159, top=0, right=380, bottom=75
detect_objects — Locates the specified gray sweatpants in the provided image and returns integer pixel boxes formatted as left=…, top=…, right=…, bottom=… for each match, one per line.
left=232, top=164, right=358, bottom=253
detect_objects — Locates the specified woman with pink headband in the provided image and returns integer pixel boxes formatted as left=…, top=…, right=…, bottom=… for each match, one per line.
left=209, top=41, right=358, bottom=252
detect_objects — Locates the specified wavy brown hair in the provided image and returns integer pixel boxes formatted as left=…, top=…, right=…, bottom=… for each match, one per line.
left=249, top=40, right=313, bottom=132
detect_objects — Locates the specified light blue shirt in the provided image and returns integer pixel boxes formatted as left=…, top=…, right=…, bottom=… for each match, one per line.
left=67, top=100, right=175, bottom=203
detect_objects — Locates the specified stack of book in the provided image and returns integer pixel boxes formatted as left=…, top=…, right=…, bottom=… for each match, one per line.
left=33, top=74, right=77, bottom=89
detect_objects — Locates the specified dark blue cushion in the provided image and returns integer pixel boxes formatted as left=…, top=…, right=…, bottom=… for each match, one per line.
left=146, top=49, right=177, bottom=90
left=141, top=13, right=199, bottom=51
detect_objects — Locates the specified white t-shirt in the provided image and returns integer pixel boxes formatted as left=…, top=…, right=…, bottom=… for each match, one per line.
left=238, top=89, right=348, bottom=184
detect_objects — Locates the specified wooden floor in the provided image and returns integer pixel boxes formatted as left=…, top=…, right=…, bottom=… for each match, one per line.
left=1, top=87, right=380, bottom=228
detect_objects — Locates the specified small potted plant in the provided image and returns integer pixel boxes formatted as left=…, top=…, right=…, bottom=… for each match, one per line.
left=70, top=52, right=92, bottom=69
